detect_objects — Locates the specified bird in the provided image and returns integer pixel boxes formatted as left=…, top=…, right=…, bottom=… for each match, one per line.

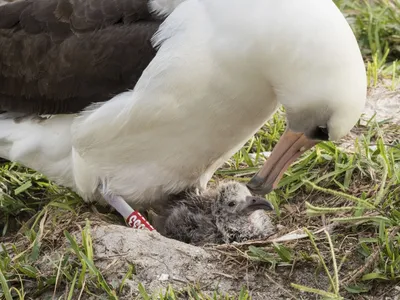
left=0, top=0, right=367, bottom=225
left=155, top=181, right=275, bottom=245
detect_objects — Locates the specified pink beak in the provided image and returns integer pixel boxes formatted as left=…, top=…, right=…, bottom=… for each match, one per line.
left=247, top=129, right=318, bottom=194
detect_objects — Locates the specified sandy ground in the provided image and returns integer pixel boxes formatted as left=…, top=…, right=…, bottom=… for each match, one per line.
left=37, top=223, right=332, bottom=299
left=364, top=83, right=400, bottom=124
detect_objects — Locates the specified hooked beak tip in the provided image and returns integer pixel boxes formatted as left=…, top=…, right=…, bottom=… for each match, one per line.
left=242, top=195, right=275, bottom=213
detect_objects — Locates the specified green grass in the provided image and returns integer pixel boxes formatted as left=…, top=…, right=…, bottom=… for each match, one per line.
left=1, top=1, right=400, bottom=299
left=335, top=0, right=400, bottom=88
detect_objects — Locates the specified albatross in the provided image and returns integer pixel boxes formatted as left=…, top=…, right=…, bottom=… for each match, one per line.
left=0, top=0, right=366, bottom=226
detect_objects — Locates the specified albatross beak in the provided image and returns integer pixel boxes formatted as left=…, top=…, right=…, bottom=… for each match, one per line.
left=239, top=196, right=274, bottom=213
left=246, top=129, right=318, bottom=195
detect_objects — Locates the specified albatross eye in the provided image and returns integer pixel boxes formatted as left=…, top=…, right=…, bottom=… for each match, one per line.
left=312, top=125, right=330, bottom=141
left=228, top=201, right=236, bottom=207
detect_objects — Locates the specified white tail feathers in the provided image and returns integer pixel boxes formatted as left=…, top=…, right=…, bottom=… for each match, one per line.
left=0, top=115, right=76, bottom=192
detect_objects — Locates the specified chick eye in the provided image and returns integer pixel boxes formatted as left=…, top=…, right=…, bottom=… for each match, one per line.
left=228, top=201, right=236, bottom=207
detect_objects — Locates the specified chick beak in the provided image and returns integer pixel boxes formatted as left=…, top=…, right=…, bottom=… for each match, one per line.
left=239, top=196, right=274, bottom=214
left=246, top=129, right=317, bottom=195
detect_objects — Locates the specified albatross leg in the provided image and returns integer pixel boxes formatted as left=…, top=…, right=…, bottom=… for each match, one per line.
left=99, top=189, right=155, bottom=231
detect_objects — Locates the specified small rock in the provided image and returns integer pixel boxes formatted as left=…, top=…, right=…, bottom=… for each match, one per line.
left=158, top=274, right=169, bottom=281
left=276, top=224, right=285, bottom=230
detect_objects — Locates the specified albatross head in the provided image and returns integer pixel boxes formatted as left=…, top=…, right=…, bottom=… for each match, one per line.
left=245, top=0, right=367, bottom=195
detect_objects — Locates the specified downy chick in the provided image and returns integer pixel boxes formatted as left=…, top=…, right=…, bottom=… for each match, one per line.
left=156, top=181, right=275, bottom=246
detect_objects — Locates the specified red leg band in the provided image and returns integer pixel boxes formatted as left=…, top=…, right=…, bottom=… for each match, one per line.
left=126, top=210, right=155, bottom=231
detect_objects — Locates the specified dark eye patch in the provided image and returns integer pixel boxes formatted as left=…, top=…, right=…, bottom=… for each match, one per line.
left=228, top=201, right=236, bottom=207
left=312, top=125, right=329, bottom=141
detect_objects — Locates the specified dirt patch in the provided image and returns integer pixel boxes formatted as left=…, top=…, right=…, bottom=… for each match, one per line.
left=364, top=83, right=400, bottom=124
left=34, top=223, right=333, bottom=300
left=338, top=84, right=400, bottom=152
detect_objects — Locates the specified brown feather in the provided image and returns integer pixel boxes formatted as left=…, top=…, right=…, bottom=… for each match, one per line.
left=0, top=0, right=162, bottom=114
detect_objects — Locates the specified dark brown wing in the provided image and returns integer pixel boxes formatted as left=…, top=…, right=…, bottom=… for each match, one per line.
left=0, top=0, right=162, bottom=114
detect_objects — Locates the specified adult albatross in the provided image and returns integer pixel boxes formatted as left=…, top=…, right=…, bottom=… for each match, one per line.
left=0, top=0, right=366, bottom=226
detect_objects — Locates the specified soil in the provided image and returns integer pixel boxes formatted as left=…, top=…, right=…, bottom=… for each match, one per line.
left=364, top=82, right=400, bottom=124
left=36, top=223, right=333, bottom=300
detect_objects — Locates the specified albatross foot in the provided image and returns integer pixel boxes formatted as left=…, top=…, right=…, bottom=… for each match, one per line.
left=99, top=188, right=155, bottom=231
